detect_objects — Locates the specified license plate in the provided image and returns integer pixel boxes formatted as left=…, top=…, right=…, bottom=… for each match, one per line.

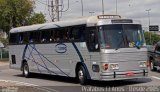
left=126, top=72, right=135, bottom=76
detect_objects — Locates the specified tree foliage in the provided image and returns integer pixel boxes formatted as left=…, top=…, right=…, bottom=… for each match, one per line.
left=144, top=32, right=160, bottom=45
left=0, top=37, right=8, bottom=46
left=0, top=0, right=46, bottom=34
left=27, top=12, right=46, bottom=25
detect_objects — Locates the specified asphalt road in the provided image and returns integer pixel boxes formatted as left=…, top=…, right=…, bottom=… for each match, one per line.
left=0, top=63, right=160, bottom=92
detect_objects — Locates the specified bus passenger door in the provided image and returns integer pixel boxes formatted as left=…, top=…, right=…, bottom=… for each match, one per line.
left=86, top=27, right=101, bottom=78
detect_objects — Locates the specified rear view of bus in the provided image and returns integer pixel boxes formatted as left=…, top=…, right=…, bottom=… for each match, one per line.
left=93, top=15, right=148, bottom=81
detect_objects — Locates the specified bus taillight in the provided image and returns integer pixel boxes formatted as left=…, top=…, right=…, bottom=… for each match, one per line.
left=102, top=64, right=108, bottom=70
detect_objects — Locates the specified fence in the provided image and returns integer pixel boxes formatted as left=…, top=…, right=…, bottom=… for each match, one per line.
left=0, top=48, right=9, bottom=60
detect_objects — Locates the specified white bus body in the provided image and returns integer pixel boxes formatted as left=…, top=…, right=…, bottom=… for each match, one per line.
left=9, top=15, right=148, bottom=85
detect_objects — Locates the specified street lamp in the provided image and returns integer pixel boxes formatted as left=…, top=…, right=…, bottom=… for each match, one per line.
left=81, top=0, right=84, bottom=16
left=146, top=9, right=151, bottom=26
left=76, top=0, right=84, bottom=16
left=146, top=9, right=151, bottom=44
left=116, top=0, right=117, bottom=14
left=102, top=0, right=104, bottom=15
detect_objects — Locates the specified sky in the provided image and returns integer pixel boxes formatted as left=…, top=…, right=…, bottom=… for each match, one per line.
left=35, top=0, right=160, bottom=28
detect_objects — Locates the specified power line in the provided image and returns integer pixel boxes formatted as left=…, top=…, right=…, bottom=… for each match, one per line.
left=36, top=0, right=70, bottom=22
left=35, top=0, right=51, bottom=7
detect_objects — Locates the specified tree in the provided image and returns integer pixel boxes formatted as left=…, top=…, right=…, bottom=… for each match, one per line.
left=27, top=12, right=46, bottom=25
left=144, top=32, right=160, bottom=45
left=0, top=0, right=46, bottom=34
left=0, top=37, right=8, bottom=46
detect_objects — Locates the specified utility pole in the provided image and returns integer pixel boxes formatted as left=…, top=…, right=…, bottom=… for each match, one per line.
left=116, top=0, right=117, bottom=15
left=50, top=0, right=60, bottom=22
left=51, top=0, right=54, bottom=22
left=81, top=0, right=84, bottom=16
left=102, top=0, right=104, bottom=15
left=55, top=0, right=60, bottom=21
left=146, top=9, right=151, bottom=26
left=146, top=9, right=152, bottom=44
left=49, top=0, right=69, bottom=22
left=76, top=0, right=84, bottom=16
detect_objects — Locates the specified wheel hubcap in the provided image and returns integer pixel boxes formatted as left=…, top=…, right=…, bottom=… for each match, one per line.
left=151, top=62, right=153, bottom=70
left=24, top=65, right=28, bottom=75
left=78, top=69, right=83, bottom=80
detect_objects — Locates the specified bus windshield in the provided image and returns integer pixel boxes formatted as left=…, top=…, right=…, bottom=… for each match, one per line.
left=99, top=24, right=145, bottom=49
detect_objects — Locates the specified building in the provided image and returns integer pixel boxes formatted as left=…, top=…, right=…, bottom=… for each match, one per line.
left=0, top=29, right=7, bottom=39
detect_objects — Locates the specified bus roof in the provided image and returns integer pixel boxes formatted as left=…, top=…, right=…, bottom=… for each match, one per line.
left=10, top=17, right=88, bottom=33
left=10, top=15, right=140, bottom=33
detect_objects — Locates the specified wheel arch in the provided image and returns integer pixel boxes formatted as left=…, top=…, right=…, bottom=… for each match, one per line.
left=21, top=59, right=27, bottom=71
left=75, top=62, right=91, bottom=80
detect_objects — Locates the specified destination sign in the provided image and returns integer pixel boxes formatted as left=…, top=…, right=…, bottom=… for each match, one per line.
left=98, top=15, right=121, bottom=19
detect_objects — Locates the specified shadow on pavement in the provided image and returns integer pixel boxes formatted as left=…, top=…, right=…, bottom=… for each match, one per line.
left=15, top=73, right=152, bottom=87
left=88, top=78, right=152, bottom=87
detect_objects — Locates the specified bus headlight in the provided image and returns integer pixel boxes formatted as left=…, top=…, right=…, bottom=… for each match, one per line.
left=139, top=61, right=147, bottom=67
left=110, top=63, right=119, bottom=70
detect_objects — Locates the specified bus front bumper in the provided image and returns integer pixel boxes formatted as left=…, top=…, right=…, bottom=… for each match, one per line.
left=99, top=70, right=148, bottom=81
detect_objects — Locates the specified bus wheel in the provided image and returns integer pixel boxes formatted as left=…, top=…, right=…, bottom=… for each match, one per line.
left=23, top=62, right=30, bottom=78
left=78, top=66, right=88, bottom=85
left=150, top=61, right=157, bottom=71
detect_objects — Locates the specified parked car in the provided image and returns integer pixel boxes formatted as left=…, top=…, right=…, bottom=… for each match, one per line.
left=148, top=42, right=160, bottom=71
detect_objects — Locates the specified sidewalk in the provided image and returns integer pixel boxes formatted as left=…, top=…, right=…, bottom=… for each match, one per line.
left=0, top=61, right=47, bottom=92
left=0, top=81, right=47, bottom=92
left=0, top=61, right=9, bottom=66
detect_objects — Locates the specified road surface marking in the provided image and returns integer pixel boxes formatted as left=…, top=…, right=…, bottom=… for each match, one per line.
left=0, top=79, right=59, bottom=92
left=151, top=76, right=160, bottom=80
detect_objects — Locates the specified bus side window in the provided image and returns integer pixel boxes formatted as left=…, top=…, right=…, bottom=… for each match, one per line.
left=9, top=33, right=18, bottom=45
left=29, top=32, right=34, bottom=43
left=86, top=27, right=100, bottom=52
left=50, top=30, right=56, bottom=42
left=19, top=33, right=24, bottom=44
left=63, top=28, right=69, bottom=41
left=68, top=28, right=74, bottom=41
left=41, top=31, right=46, bottom=43
left=68, top=26, right=85, bottom=42
left=29, top=32, right=40, bottom=43
left=79, top=27, right=85, bottom=42
left=55, top=29, right=60, bottom=42
left=23, top=32, right=29, bottom=43
left=56, top=28, right=68, bottom=43
left=41, top=31, right=51, bottom=43
left=46, top=31, right=51, bottom=42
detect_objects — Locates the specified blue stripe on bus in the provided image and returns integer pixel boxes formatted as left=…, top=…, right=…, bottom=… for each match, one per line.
left=71, top=42, right=84, bottom=62
left=71, top=42, right=91, bottom=79
left=22, top=44, right=69, bottom=77
left=22, top=44, right=28, bottom=60
left=27, top=46, right=43, bottom=74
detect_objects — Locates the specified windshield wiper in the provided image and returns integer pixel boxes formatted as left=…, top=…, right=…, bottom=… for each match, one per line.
left=115, top=39, right=123, bottom=50
left=115, top=35, right=124, bottom=50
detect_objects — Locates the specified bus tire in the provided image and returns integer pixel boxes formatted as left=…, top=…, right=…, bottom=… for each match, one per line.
left=78, top=66, right=88, bottom=85
left=22, top=62, right=30, bottom=78
left=150, top=60, right=157, bottom=71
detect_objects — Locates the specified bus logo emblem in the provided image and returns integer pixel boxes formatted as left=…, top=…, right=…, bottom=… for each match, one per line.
left=55, top=43, right=67, bottom=53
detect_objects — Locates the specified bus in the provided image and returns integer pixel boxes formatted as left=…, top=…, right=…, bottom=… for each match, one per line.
left=9, top=15, right=148, bottom=85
